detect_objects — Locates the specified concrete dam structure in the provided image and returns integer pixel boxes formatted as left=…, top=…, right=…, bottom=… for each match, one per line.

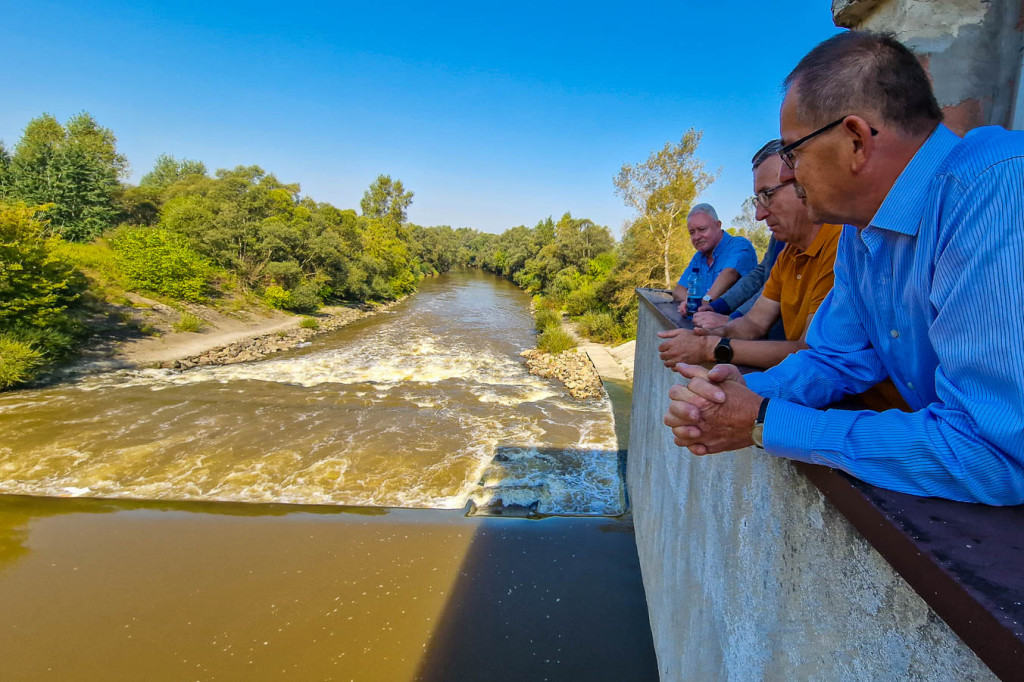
left=626, top=289, right=1021, bottom=681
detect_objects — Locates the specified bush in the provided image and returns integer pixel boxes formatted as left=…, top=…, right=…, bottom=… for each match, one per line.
left=564, top=283, right=600, bottom=317
left=0, top=335, right=44, bottom=389
left=0, top=202, right=84, bottom=330
left=263, top=284, right=292, bottom=309
left=286, top=280, right=321, bottom=313
left=538, top=326, right=577, bottom=354
left=576, top=311, right=620, bottom=344
left=299, top=317, right=320, bottom=330
left=108, top=225, right=211, bottom=301
left=172, top=311, right=204, bottom=333
left=534, top=306, right=561, bottom=333
left=9, top=325, right=79, bottom=360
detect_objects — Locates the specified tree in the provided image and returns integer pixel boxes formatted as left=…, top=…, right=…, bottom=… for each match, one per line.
left=360, top=174, right=413, bottom=223
left=139, top=153, right=208, bottom=191
left=0, top=202, right=82, bottom=329
left=729, top=196, right=771, bottom=258
left=6, top=112, right=127, bottom=241
left=613, top=129, right=717, bottom=288
left=0, top=142, right=10, bottom=196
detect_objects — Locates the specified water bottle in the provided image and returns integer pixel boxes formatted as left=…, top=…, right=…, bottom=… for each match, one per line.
left=685, top=268, right=703, bottom=317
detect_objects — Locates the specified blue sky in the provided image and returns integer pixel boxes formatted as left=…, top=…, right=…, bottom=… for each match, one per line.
left=2, top=0, right=841, bottom=234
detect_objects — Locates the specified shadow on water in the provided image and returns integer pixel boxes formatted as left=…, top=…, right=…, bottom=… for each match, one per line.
left=414, top=515, right=659, bottom=682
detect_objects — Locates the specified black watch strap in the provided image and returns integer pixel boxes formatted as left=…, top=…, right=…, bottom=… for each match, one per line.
left=713, top=337, right=733, bottom=363
left=751, top=397, right=770, bottom=449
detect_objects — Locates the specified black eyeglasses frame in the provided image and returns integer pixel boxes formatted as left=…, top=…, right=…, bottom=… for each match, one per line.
left=754, top=180, right=794, bottom=209
left=778, top=116, right=878, bottom=169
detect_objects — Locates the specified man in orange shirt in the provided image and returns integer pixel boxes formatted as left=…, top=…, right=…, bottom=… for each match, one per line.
left=658, top=140, right=841, bottom=369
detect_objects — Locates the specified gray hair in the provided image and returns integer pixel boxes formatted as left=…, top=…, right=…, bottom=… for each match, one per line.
left=784, top=31, right=941, bottom=138
left=687, top=203, right=719, bottom=222
left=751, top=139, right=782, bottom=170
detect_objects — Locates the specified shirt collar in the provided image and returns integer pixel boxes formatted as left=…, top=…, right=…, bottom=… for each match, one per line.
left=799, top=223, right=840, bottom=258
left=710, top=230, right=732, bottom=259
left=868, top=123, right=960, bottom=235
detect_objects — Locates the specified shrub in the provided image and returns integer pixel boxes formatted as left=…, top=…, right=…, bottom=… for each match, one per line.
left=9, top=325, right=79, bottom=360
left=108, top=225, right=211, bottom=301
left=538, top=326, right=577, bottom=354
left=0, top=335, right=44, bottom=389
left=172, top=311, right=204, bottom=333
left=564, top=283, right=600, bottom=317
left=299, top=317, right=320, bottom=330
left=263, top=284, right=292, bottom=309
left=534, top=306, right=561, bottom=333
left=576, top=311, right=620, bottom=344
left=286, top=281, right=321, bottom=313
left=0, top=202, right=84, bottom=330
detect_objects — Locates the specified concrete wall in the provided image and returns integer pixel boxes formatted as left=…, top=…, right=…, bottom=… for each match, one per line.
left=832, top=0, right=1024, bottom=132
left=626, top=301, right=996, bottom=680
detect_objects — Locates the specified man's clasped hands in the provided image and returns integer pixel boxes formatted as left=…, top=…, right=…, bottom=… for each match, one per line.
left=663, top=362, right=765, bottom=455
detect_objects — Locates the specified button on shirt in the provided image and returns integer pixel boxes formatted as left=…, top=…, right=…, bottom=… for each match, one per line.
left=677, top=231, right=758, bottom=295
left=744, top=123, right=1024, bottom=504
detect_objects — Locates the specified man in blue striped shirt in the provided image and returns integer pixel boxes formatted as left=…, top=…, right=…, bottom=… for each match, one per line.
left=664, top=31, right=1024, bottom=505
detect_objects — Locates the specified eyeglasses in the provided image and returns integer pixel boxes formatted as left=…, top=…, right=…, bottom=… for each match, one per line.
left=754, top=180, right=794, bottom=208
left=778, top=116, right=878, bottom=169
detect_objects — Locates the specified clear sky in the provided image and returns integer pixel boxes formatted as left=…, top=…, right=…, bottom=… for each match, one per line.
left=2, top=0, right=842, bottom=235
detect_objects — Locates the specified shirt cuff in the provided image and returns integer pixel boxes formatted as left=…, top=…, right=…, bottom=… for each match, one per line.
left=710, top=298, right=731, bottom=314
left=762, top=400, right=863, bottom=468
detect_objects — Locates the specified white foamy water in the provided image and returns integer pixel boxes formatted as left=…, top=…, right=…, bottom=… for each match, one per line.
left=0, top=272, right=625, bottom=515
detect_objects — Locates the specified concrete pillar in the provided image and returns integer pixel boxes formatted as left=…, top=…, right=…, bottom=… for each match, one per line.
left=832, top=0, right=1024, bottom=132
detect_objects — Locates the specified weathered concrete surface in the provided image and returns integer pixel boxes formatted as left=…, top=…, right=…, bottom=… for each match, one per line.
left=626, top=302, right=996, bottom=680
left=833, top=0, right=1024, bottom=132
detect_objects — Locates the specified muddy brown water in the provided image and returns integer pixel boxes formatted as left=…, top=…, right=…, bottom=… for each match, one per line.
left=0, top=270, right=623, bottom=515
left=0, top=270, right=656, bottom=681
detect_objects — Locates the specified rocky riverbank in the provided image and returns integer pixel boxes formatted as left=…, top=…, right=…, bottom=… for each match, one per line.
left=519, top=348, right=605, bottom=400
left=160, top=305, right=385, bottom=369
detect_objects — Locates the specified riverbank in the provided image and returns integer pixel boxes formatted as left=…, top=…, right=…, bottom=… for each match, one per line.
left=518, top=315, right=635, bottom=401
left=59, top=297, right=396, bottom=378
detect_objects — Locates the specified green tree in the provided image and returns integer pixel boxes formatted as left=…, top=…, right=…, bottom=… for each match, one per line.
left=6, top=113, right=127, bottom=241
left=613, top=129, right=717, bottom=288
left=139, top=153, right=208, bottom=191
left=0, top=142, right=10, bottom=196
left=360, top=174, right=413, bottom=223
left=729, top=196, right=770, bottom=258
left=0, top=202, right=82, bottom=329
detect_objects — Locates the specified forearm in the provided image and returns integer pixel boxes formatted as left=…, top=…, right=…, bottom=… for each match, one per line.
left=706, top=270, right=739, bottom=300
left=720, top=265, right=767, bottom=311
left=762, top=401, right=1024, bottom=505
left=729, top=339, right=807, bottom=369
left=672, top=285, right=687, bottom=301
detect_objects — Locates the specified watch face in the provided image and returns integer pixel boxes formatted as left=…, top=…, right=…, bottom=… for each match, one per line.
left=751, top=422, right=764, bottom=448
left=713, top=341, right=733, bottom=363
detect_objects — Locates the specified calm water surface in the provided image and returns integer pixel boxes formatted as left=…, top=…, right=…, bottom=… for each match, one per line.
left=0, top=270, right=623, bottom=515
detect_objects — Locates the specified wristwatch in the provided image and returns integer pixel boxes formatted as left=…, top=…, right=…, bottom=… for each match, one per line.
left=751, top=397, right=770, bottom=448
left=713, top=337, right=733, bottom=363
left=701, top=294, right=712, bottom=305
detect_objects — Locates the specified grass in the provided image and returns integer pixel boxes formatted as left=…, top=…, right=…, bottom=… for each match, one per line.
left=537, top=326, right=577, bottom=355
left=299, top=317, right=320, bottom=330
left=172, top=311, right=204, bottom=333
left=575, top=311, right=621, bottom=345
left=534, top=306, right=561, bottom=332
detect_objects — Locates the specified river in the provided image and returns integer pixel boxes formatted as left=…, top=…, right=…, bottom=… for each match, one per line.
left=0, top=270, right=624, bottom=515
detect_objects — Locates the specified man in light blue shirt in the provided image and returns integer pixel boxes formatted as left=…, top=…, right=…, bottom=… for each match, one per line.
left=672, top=203, right=757, bottom=315
left=664, top=31, right=1024, bottom=505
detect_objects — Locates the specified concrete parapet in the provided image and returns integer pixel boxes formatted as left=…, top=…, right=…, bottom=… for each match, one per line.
left=626, top=293, right=995, bottom=680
